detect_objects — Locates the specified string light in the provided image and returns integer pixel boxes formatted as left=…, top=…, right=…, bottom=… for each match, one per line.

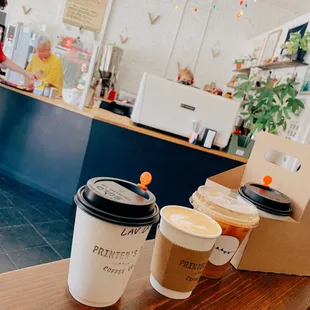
left=237, top=0, right=245, bottom=18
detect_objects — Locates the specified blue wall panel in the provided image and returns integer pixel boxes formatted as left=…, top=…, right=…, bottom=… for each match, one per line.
left=0, top=87, right=91, bottom=203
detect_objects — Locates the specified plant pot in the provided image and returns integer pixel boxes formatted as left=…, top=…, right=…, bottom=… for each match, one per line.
left=236, top=63, right=243, bottom=70
left=297, top=50, right=307, bottom=62
left=289, top=54, right=298, bottom=61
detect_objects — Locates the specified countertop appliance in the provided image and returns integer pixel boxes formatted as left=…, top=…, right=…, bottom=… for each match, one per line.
left=131, top=73, right=241, bottom=148
left=3, top=23, right=36, bottom=85
left=99, top=45, right=123, bottom=95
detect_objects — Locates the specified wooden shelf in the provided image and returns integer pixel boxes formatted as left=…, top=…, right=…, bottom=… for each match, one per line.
left=233, top=67, right=255, bottom=73
left=233, top=60, right=308, bottom=73
left=261, top=60, right=308, bottom=70
left=227, top=84, right=261, bottom=91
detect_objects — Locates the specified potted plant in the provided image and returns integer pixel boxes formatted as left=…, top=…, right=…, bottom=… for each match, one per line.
left=299, top=31, right=310, bottom=62
left=245, top=54, right=257, bottom=67
left=233, top=74, right=305, bottom=135
left=280, top=32, right=301, bottom=60
left=234, top=57, right=246, bottom=70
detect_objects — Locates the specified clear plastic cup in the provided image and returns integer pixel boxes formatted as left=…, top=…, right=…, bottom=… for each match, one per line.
left=190, top=186, right=259, bottom=279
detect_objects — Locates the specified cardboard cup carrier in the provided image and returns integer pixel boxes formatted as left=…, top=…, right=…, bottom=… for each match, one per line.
left=190, top=188, right=259, bottom=279
left=68, top=177, right=160, bottom=307
left=150, top=206, right=222, bottom=299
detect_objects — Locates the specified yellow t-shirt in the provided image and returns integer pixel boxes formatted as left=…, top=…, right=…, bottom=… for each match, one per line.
left=27, top=54, right=63, bottom=96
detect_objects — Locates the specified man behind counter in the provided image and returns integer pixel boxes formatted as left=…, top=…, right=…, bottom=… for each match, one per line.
left=26, top=35, right=63, bottom=97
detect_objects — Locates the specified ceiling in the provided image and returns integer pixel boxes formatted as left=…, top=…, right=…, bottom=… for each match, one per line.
left=260, top=0, right=310, bottom=14
left=243, top=0, right=310, bottom=38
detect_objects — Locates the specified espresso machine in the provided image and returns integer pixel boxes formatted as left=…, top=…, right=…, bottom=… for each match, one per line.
left=99, top=45, right=123, bottom=97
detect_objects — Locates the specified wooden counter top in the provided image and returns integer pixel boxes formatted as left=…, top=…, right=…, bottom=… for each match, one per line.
left=0, top=83, right=93, bottom=118
left=92, top=109, right=247, bottom=163
left=0, top=84, right=247, bottom=164
left=1, top=240, right=309, bottom=309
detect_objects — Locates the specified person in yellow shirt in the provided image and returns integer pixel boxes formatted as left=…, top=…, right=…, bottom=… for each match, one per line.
left=26, top=36, right=63, bottom=96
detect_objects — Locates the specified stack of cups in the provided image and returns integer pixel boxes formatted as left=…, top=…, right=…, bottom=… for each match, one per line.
left=68, top=177, right=160, bottom=307
left=190, top=186, right=260, bottom=279
left=150, top=206, right=222, bottom=299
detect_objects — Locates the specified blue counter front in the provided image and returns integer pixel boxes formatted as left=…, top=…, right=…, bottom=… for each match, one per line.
left=0, top=84, right=244, bottom=236
left=0, top=85, right=91, bottom=202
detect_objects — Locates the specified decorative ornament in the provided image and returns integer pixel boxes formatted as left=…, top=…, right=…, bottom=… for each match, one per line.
left=120, top=27, right=129, bottom=44
left=148, top=13, right=160, bottom=25
left=194, top=7, right=198, bottom=12
left=212, top=41, right=221, bottom=57
left=237, top=0, right=245, bottom=18
left=22, top=6, right=32, bottom=15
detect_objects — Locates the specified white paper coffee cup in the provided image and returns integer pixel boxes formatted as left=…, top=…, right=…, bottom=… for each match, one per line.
left=150, top=206, right=222, bottom=299
left=68, top=177, right=160, bottom=307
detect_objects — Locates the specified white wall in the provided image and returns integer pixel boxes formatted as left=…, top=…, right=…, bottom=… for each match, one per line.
left=102, top=0, right=308, bottom=94
left=4, top=0, right=95, bottom=50
left=103, top=0, right=250, bottom=93
left=4, top=0, right=307, bottom=94
left=194, top=0, right=247, bottom=91
left=242, top=1, right=305, bottom=39
left=5, top=0, right=63, bottom=39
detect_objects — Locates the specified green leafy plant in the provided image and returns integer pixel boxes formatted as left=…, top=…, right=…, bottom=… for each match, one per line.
left=280, top=32, right=301, bottom=56
left=300, top=31, right=310, bottom=51
left=234, top=74, right=305, bottom=135
left=246, top=54, right=257, bottom=62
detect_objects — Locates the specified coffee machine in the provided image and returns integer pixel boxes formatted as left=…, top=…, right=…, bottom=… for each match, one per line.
left=99, top=45, right=123, bottom=97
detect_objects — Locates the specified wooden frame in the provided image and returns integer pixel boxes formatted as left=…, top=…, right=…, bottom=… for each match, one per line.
left=260, top=29, right=282, bottom=64
left=281, top=22, right=309, bottom=55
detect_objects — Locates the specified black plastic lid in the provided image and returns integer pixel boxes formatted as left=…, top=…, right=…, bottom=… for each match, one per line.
left=238, top=183, right=292, bottom=216
left=75, top=177, right=160, bottom=226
